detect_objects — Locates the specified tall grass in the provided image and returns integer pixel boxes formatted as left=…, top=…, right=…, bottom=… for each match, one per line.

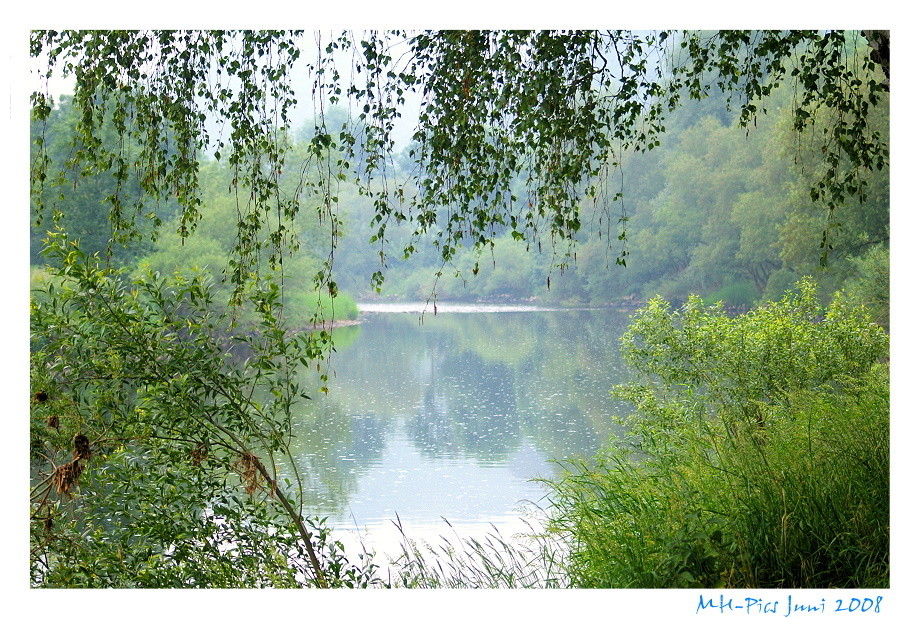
left=542, top=367, right=889, bottom=588
left=386, top=516, right=569, bottom=588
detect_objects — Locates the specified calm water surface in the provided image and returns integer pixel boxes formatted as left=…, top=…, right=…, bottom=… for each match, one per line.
left=288, top=304, right=635, bottom=554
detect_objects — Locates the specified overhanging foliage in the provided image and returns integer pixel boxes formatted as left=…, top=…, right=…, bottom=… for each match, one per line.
left=31, top=30, right=890, bottom=291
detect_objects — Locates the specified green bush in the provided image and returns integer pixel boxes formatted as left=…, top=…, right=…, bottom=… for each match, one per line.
left=702, top=280, right=758, bottom=308
left=761, top=268, right=800, bottom=302
left=545, top=279, right=889, bottom=588
left=619, top=278, right=887, bottom=424
left=287, top=288, right=359, bottom=323
left=30, top=240, right=375, bottom=588
left=842, top=243, right=889, bottom=330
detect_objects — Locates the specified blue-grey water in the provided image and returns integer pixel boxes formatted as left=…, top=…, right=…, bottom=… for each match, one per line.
left=287, top=304, right=635, bottom=555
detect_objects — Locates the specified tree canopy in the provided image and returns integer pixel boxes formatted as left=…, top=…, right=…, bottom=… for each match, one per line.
left=31, top=30, right=890, bottom=293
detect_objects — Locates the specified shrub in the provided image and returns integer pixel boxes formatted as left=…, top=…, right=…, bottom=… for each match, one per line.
left=30, top=239, right=374, bottom=588
left=288, top=288, right=359, bottom=323
left=618, top=278, right=887, bottom=424
left=842, top=243, right=889, bottom=330
left=545, top=279, right=889, bottom=588
left=702, top=279, right=757, bottom=308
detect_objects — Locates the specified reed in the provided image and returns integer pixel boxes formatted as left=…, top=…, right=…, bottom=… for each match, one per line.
left=386, top=516, right=569, bottom=588
left=542, top=367, right=889, bottom=588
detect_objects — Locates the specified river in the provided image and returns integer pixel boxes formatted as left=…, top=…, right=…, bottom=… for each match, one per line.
left=286, top=303, right=636, bottom=561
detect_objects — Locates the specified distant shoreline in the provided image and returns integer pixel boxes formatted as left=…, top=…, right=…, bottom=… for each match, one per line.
left=355, top=300, right=646, bottom=314
left=301, top=318, right=362, bottom=331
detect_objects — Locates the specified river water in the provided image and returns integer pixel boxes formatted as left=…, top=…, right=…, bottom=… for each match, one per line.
left=287, top=303, right=635, bottom=560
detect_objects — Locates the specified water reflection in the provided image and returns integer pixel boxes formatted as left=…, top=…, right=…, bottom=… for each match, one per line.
left=289, top=308, right=634, bottom=531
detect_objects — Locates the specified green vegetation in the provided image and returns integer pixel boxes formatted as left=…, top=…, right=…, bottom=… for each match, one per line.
left=29, top=29, right=889, bottom=589
left=334, top=60, right=888, bottom=307
left=544, top=281, right=889, bottom=588
left=389, top=518, right=568, bottom=588
left=33, top=96, right=359, bottom=328
left=30, top=239, right=358, bottom=587
left=31, top=30, right=888, bottom=306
